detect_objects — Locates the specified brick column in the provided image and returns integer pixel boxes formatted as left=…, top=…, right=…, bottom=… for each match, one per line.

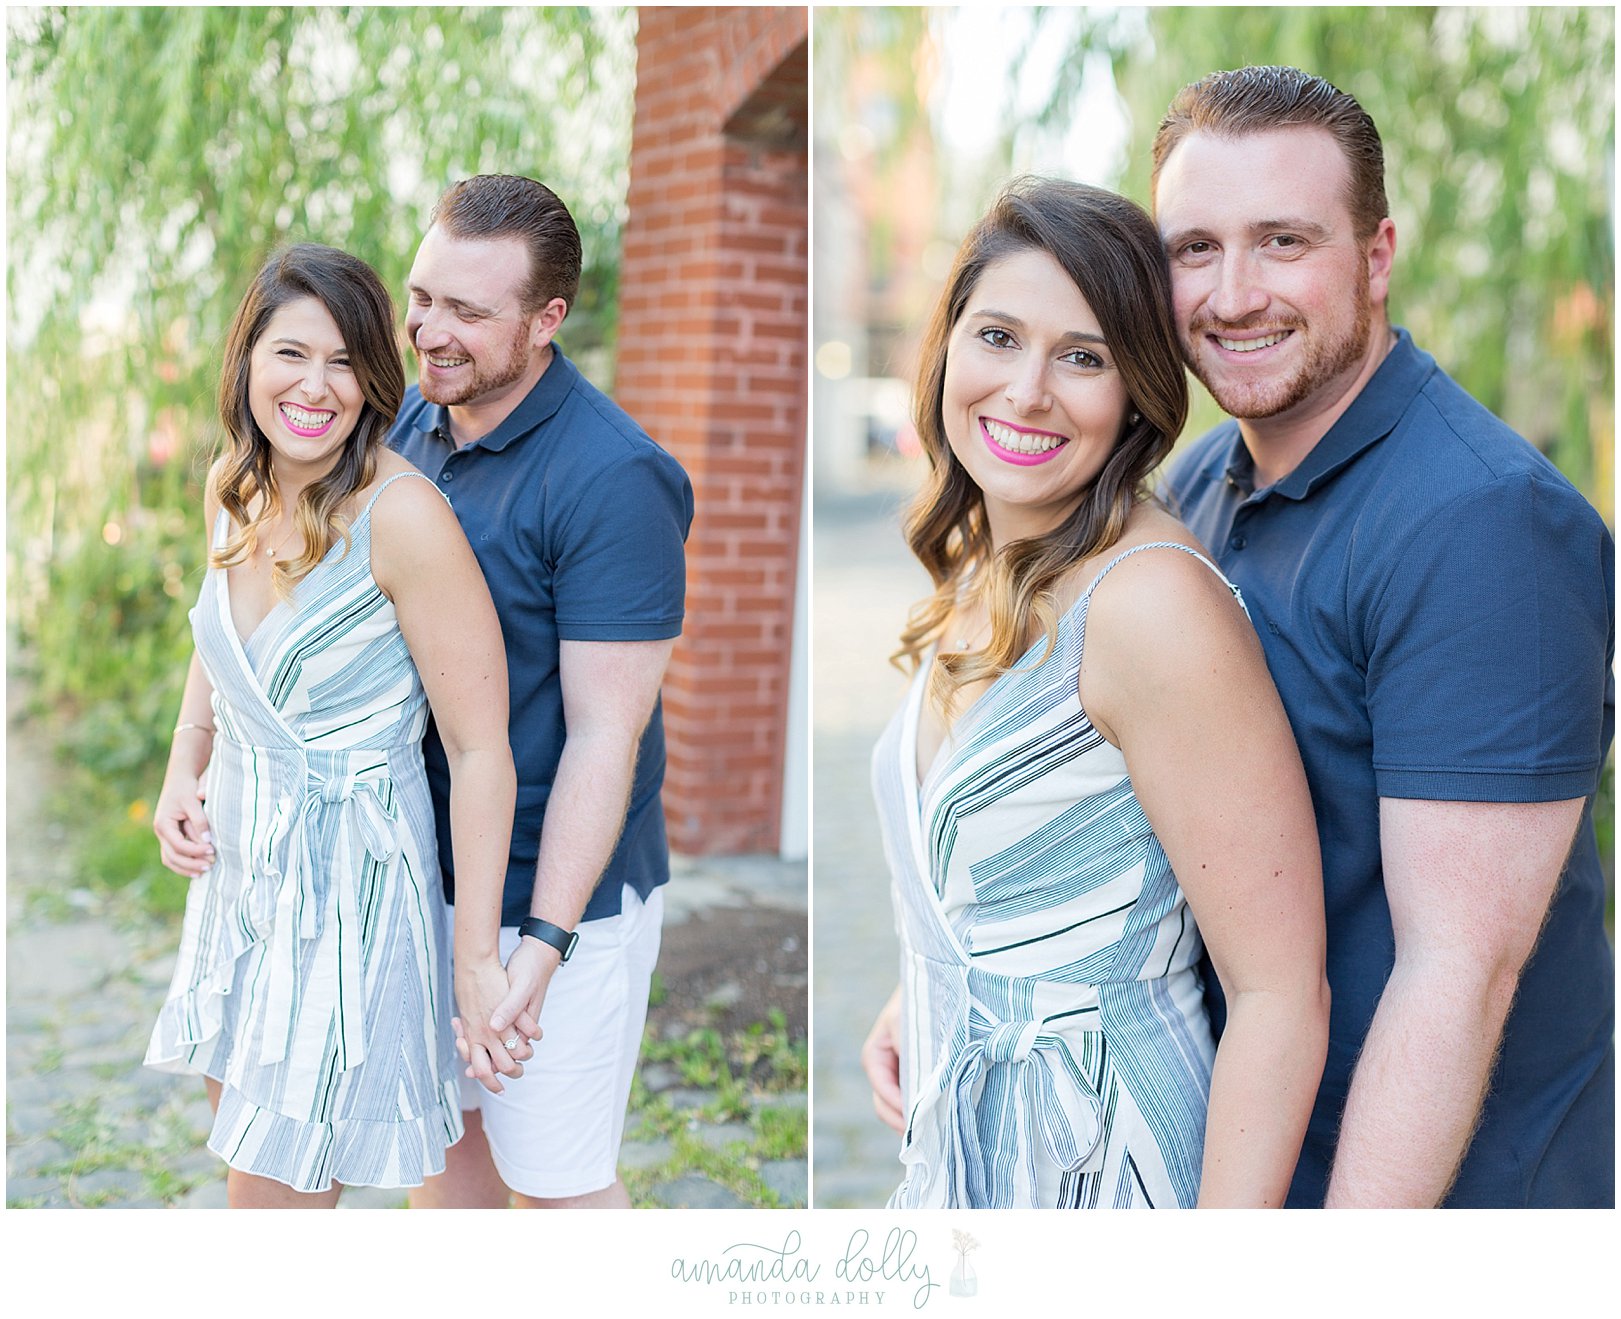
left=617, top=8, right=808, bottom=854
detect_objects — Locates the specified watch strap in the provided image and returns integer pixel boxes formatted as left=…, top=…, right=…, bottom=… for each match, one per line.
left=518, top=916, right=579, bottom=964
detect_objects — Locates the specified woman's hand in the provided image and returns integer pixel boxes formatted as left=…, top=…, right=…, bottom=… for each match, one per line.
left=157, top=650, right=219, bottom=880
left=154, top=767, right=213, bottom=878
left=454, top=957, right=534, bottom=1095
left=861, top=986, right=906, bottom=1133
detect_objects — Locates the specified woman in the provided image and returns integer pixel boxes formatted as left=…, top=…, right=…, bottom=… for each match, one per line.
left=860, top=179, right=1329, bottom=1208
left=146, top=244, right=529, bottom=1207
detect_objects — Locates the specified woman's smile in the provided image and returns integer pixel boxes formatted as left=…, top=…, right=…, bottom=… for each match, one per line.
left=278, top=402, right=338, bottom=438
left=978, top=415, right=1069, bottom=465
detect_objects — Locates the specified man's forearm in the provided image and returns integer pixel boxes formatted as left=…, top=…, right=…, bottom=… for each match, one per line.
left=528, top=727, right=642, bottom=929
left=1324, top=960, right=1513, bottom=1207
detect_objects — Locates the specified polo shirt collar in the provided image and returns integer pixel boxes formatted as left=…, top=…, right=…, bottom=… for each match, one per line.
left=1228, top=327, right=1435, bottom=501
left=411, top=344, right=580, bottom=451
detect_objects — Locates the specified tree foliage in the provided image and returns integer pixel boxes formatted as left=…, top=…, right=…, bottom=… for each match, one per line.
left=5, top=6, right=636, bottom=903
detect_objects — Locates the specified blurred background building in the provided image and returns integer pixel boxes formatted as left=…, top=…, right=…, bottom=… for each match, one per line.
left=811, top=4, right=1614, bottom=1208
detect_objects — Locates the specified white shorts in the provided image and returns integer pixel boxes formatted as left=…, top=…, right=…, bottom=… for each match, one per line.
left=449, top=883, right=664, bottom=1198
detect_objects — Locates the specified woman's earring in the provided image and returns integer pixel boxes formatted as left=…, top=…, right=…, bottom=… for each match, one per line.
left=1129, top=411, right=1140, bottom=425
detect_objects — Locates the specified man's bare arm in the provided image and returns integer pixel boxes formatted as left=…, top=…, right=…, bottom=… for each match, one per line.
left=1324, top=796, right=1584, bottom=1207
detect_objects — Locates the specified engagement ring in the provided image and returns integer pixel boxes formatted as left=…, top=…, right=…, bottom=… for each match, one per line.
left=504, top=1037, right=520, bottom=1050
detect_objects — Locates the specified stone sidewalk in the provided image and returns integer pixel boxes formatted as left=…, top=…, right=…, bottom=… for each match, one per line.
left=811, top=489, right=932, bottom=1207
left=5, top=693, right=806, bottom=1210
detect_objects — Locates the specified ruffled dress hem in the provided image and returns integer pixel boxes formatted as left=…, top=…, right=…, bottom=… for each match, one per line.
left=202, top=1077, right=465, bottom=1193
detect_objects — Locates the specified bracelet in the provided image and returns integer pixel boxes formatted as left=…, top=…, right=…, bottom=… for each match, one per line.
left=174, top=722, right=215, bottom=737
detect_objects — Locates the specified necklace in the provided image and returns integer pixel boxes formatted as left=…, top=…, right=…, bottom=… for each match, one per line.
left=949, top=608, right=983, bottom=653
left=261, top=522, right=297, bottom=559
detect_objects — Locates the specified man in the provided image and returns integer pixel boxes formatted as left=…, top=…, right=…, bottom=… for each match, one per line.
left=1153, top=66, right=1613, bottom=1207
left=389, top=174, right=693, bottom=1208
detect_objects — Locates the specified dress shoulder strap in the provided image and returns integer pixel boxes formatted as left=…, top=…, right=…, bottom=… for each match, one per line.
left=358, top=468, right=448, bottom=520
left=1078, top=540, right=1248, bottom=617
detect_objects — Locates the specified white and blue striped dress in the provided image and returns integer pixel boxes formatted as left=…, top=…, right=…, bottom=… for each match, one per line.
left=145, top=470, right=463, bottom=1191
left=874, top=542, right=1243, bottom=1209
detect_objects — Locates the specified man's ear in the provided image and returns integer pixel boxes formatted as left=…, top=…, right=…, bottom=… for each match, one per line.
left=1366, top=217, right=1396, bottom=307
left=531, top=297, right=568, bottom=351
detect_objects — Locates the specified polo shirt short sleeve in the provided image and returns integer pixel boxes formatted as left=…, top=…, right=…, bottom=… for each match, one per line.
left=1363, top=467, right=1612, bottom=802
left=552, top=444, right=689, bottom=642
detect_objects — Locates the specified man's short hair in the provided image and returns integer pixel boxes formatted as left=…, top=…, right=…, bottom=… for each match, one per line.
left=1152, top=65, right=1388, bottom=239
left=430, top=174, right=582, bottom=315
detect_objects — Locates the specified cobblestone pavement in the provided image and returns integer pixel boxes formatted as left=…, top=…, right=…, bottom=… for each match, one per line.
left=6, top=692, right=806, bottom=1210
left=812, top=488, right=932, bottom=1207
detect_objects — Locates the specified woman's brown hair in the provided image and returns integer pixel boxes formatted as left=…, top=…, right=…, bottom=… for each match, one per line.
left=894, top=178, right=1188, bottom=710
left=211, top=243, right=405, bottom=595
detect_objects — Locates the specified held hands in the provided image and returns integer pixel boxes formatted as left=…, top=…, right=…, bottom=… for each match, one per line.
left=453, top=956, right=536, bottom=1095
left=154, top=770, right=214, bottom=878
left=861, top=986, right=906, bottom=1133
left=452, top=939, right=555, bottom=1095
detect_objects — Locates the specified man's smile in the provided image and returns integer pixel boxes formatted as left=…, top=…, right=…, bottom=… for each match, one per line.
left=1212, top=330, right=1292, bottom=353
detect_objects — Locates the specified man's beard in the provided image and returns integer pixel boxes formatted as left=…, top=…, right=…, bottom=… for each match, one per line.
left=1187, top=276, right=1373, bottom=421
left=416, top=322, right=533, bottom=407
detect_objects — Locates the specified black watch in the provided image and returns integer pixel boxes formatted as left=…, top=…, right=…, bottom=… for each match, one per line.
left=518, top=916, right=579, bottom=964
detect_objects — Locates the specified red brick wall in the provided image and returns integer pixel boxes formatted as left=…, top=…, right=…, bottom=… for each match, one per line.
left=618, top=8, right=808, bottom=854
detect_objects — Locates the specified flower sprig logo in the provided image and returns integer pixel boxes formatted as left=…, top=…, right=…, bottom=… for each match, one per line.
left=949, top=1230, right=979, bottom=1298
left=670, top=1228, right=941, bottom=1309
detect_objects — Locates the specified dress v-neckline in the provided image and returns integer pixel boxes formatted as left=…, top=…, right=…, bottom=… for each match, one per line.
left=225, top=535, right=344, bottom=648
left=219, top=493, right=388, bottom=648
left=897, top=589, right=1097, bottom=960
left=912, top=604, right=1082, bottom=797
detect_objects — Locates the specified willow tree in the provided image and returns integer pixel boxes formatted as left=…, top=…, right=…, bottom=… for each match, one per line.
left=6, top=5, right=635, bottom=904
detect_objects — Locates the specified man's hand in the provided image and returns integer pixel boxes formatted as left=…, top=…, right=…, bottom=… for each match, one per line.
left=454, top=957, right=534, bottom=1095
left=491, top=937, right=555, bottom=1045
left=861, top=986, right=906, bottom=1133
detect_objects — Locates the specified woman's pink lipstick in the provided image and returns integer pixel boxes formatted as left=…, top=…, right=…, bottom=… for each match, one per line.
left=279, top=402, right=336, bottom=437
left=979, top=416, right=1068, bottom=466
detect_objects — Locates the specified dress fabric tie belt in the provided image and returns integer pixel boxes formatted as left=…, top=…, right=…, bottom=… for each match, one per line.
left=905, top=1007, right=1105, bottom=1209
left=242, top=745, right=399, bottom=1073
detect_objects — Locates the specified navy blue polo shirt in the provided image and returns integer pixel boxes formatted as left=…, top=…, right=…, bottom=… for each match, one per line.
left=389, top=345, right=693, bottom=925
left=1166, top=328, right=1614, bottom=1207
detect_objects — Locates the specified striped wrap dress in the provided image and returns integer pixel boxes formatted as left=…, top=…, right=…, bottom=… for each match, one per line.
left=873, top=542, right=1246, bottom=1209
left=145, top=471, right=463, bottom=1191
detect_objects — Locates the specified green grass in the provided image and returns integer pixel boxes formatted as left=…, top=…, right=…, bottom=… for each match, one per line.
left=29, top=1086, right=218, bottom=1208
left=736, top=1008, right=808, bottom=1091
left=644, top=1025, right=730, bottom=1087
left=753, top=1104, right=808, bottom=1161
left=621, top=1012, right=809, bottom=1208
